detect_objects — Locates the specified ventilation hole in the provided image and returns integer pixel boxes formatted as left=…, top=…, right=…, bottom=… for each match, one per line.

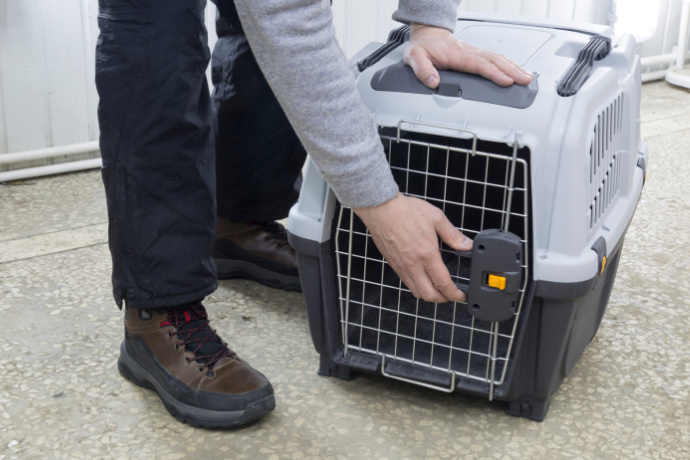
left=589, top=93, right=625, bottom=228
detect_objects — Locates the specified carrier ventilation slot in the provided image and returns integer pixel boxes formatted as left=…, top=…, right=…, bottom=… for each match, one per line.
left=589, top=94, right=624, bottom=229
left=334, top=129, right=531, bottom=397
left=633, top=57, right=642, bottom=86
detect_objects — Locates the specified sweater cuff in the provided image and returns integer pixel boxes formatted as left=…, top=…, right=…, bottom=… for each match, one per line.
left=326, top=154, right=399, bottom=209
left=392, top=0, right=460, bottom=32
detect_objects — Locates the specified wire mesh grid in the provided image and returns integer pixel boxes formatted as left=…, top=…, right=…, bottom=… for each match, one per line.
left=334, top=128, right=530, bottom=395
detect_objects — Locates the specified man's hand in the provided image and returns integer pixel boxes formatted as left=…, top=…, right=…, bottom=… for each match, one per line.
left=405, top=23, right=534, bottom=89
left=353, top=193, right=472, bottom=304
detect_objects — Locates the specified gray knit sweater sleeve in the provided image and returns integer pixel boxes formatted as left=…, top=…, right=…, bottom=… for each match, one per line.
left=233, top=1, right=459, bottom=208
left=393, top=0, right=461, bottom=31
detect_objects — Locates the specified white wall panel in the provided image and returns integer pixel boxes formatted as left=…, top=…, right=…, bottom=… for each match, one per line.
left=494, top=0, right=523, bottom=16
left=332, top=0, right=398, bottom=58
left=0, top=0, right=99, bottom=173
left=460, top=0, right=493, bottom=13
left=638, top=0, right=682, bottom=58
left=0, top=72, right=6, bottom=156
left=80, top=0, right=100, bottom=144
left=345, top=1, right=379, bottom=58
left=37, top=0, right=90, bottom=148
left=0, top=0, right=217, bottom=169
left=521, top=0, right=551, bottom=17
left=549, top=0, right=577, bottom=22
left=1, top=0, right=50, bottom=154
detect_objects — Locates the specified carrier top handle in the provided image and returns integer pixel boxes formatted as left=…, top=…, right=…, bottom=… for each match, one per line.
left=557, top=36, right=611, bottom=97
left=357, top=25, right=410, bottom=71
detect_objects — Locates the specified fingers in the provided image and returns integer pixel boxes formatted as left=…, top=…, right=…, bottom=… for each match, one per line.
left=434, top=209, right=473, bottom=252
left=428, top=211, right=470, bottom=302
left=407, top=41, right=516, bottom=88
left=404, top=46, right=440, bottom=89
left=426, top=256, right=467, bottom=303
left=406, top=23, right=534, bottom=88
left=445, top=47, right=533, bottom=87
left=399, top=266, right=445, bottom=304
left=354, top=194, right=472, bottom=304
left=462, top=51, right=515, bottom=87
left=448, top=44, right=530, bottom=87
left=400, top=254, right=466, bottom=304
left=482, top=52, right=534, bottom=86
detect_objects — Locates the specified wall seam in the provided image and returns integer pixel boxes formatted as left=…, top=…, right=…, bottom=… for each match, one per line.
left=34, top=0, right=54, bottom=152
left=0, top=64, right=7, bottom=156
left=80, top=0, right=97, bottom=142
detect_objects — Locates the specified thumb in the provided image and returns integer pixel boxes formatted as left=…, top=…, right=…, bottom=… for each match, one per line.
left=435, top=215, right=472, bottom=251
left=405, top=46, right=440, bottom=89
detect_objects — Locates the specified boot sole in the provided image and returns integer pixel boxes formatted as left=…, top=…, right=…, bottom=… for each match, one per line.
left=117, top=341, right=275, bottom=429
left=215, top=259, right=301, bottom=292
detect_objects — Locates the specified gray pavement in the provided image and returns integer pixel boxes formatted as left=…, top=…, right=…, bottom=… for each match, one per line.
left=0, top=81, right=688, bottom=459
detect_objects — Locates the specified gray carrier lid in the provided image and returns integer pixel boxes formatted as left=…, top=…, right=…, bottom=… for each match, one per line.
left=353, top=14, right=618, bottom=133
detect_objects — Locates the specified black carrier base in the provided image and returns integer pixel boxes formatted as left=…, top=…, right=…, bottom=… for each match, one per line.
left=289, top=229, right=624, bottom=422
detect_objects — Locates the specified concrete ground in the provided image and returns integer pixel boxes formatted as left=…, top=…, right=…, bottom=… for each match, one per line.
left=0, top=81, right=688, bottom=459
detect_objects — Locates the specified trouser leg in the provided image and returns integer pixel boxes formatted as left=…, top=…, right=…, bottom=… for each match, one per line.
left=211, top=0, right=307, bottom=222
left=96, top=0, right=217, bottom=309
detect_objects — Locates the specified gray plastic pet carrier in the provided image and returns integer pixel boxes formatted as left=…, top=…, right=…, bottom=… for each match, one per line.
left=287, top=14, right=648, bottom=421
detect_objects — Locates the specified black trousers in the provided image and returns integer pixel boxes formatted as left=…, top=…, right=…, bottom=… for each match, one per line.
left=96, top=0, right=305, bottom=309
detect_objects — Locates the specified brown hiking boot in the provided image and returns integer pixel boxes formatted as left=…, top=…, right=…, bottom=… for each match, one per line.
left=213, top=219, right=301, bottom=291
left=117, top=304, right=275, bottom=428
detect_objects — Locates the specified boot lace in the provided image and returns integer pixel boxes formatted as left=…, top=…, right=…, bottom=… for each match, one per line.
left=159, top=305, right=234, bottom=373
left=250, top=221, right=290, bottom=247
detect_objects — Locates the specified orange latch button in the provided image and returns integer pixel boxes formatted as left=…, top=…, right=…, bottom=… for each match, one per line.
left=487, top=274, right=507, bottom=291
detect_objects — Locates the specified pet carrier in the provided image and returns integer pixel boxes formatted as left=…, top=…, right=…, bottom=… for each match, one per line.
left=287, top=13, right=648, bottom=421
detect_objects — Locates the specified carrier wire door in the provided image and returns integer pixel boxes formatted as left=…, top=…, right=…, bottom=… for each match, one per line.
left=334, top=122, right=531, bottom=399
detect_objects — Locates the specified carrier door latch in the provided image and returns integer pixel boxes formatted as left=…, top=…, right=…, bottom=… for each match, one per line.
left=455, top=229, right=524, bottom=322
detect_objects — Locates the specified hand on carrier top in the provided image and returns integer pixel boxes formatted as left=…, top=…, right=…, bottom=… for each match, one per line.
left=353, top=193, right=473, bottom=304
left=405, top=23, right=534, bottom=89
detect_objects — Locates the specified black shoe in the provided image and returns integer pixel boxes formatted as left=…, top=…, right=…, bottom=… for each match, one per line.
left=117, top=304, right=275, bottom=428
left=213, top=219, right=301, bottom=292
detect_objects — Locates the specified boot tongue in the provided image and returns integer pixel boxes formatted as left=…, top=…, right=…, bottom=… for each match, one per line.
left=169, top=305, right=232, bottom=368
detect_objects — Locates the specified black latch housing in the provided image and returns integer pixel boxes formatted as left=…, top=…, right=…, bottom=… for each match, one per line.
left=455, top=229, right=524, bottom=322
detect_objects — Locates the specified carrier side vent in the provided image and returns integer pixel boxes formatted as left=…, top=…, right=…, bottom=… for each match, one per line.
left=589, top=93, right=624, bottom=229
left=633, top=57, right=642, bottom=86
